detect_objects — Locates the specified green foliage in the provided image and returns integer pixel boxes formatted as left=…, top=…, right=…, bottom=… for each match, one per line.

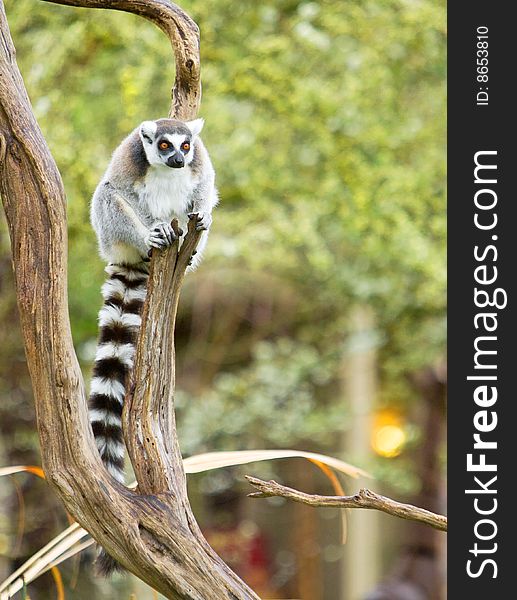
left=1, top=1, right=445, bottom=596
left=178, top=338, right=342, bottom=453
left=5, top=0, right=445, bottom=464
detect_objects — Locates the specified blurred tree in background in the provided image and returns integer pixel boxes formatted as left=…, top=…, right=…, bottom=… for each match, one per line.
left=0, top=0, right=445, bottom=598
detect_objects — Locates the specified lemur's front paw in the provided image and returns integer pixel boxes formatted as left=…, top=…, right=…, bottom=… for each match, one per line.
left=188, top=212, right=212, bottom=231
left=147, top=222, right=177, bottom=249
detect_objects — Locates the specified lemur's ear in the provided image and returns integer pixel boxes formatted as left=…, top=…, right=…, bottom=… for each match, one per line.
left=139, top=121, right=157, bottom=144
left=186, top=118, right=204, bottom=137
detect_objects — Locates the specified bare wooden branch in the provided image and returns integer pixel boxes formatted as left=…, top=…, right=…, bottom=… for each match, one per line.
left=124, top=217, right=203, bottom=495
left=246, top=477, right=448, bottom=532
left=0, top=0, right=258, bottom=597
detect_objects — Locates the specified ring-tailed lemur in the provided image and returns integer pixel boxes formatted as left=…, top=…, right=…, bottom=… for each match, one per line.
left=88, top=117, right=217, bottom=573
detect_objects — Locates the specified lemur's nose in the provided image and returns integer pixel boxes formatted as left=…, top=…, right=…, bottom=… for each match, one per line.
left=167, top=154, right=184, bottom=168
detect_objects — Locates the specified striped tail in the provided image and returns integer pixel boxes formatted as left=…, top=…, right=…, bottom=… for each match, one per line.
left=89, top=263, right=148, bottom=575
left=89, top=263, right=148, bottom=484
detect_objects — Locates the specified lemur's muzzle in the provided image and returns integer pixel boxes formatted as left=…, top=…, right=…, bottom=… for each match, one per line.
left=167, top=154, right=184, bottom=168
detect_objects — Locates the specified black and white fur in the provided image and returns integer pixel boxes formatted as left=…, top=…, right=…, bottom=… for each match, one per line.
left=89, top=118, right=217, bottom=573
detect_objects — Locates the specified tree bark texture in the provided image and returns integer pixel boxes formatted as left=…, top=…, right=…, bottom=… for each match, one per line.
left=0, top=1, right=258, bottom=598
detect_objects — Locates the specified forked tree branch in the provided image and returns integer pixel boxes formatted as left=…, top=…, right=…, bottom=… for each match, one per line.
left=0, top=1, right=258, bottom=598
left=246, top=477, right=448, bottom=532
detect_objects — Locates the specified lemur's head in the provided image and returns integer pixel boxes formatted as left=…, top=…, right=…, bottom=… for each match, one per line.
left=139, top=118, right=204, bottom=169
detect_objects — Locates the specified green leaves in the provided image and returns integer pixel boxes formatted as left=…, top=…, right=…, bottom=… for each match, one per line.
left=177, top=338, right=340, bottom=452
left=8, top=0, right=445, bottom=448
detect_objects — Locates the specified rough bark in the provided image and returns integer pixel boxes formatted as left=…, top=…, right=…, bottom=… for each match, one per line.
left=0, top=1, right=258, bottom=598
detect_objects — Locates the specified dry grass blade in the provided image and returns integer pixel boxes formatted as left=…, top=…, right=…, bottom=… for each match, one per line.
left=0, top=524, right=86, bottom=598
left=0, top=466, right=45, bottom=479
left=1, top=449, right=367, bottom=594
left=39, top=540, right=95, bottom=576
left=183, top=449, right=370, bottom=478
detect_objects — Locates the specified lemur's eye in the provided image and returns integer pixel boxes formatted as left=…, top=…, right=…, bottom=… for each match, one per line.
left=181, top=142, right=190, bottom=152
left=159, top=141, right=170, bottom=150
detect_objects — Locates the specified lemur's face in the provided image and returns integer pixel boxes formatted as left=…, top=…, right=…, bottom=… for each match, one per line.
left=139, top=118, right=204, bottom=169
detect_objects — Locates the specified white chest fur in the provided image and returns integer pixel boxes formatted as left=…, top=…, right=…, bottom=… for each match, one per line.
left=141, top=166, right=196, bottom=222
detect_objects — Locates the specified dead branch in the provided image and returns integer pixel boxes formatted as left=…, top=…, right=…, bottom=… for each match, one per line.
left=246, top=477, right=448, bottom=532
left=0, top=0, right=258, bottom=597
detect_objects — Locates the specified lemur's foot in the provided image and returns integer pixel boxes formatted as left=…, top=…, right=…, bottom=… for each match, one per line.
left=147, top=222, right=177, bottom=249
left=188, top=212, right=212, bottom=231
